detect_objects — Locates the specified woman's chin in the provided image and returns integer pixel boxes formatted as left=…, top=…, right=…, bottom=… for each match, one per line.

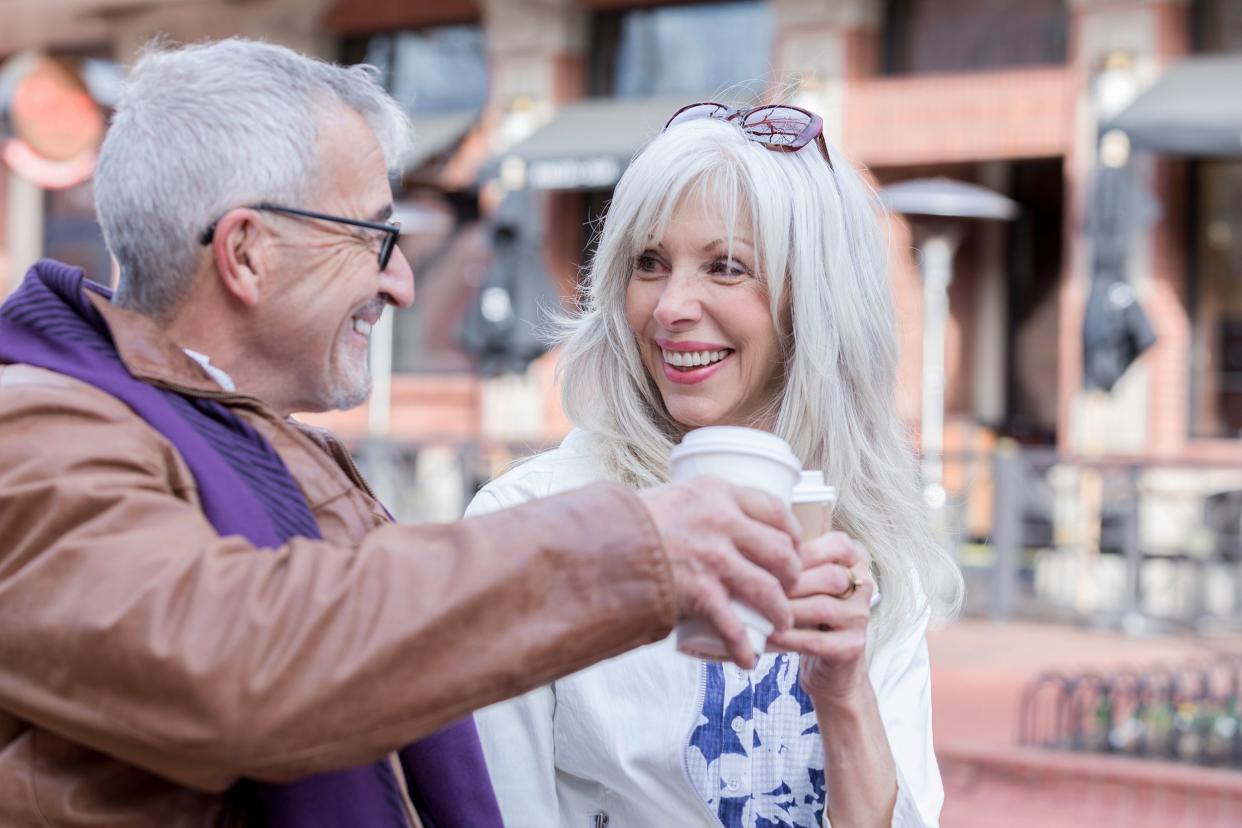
left=663, top=400, right=727, bottom=430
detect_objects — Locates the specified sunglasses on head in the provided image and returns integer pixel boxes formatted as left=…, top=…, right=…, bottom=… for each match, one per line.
left=663, top=102, right=833, bottom=169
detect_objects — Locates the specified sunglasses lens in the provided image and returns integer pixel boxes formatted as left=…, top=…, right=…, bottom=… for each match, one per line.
left=740, top=106, right=816, bottom=149
left=664, top=102, right=732, bottom=130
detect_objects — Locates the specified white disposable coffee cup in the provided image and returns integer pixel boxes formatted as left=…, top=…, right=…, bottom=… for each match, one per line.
left=668, top=427, right=802, bottom=503
left=669, top=426, right=801, bottom=663
left=791, top=470, right=837, bottom=540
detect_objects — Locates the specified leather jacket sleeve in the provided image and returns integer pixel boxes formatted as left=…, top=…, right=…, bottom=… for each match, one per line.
left=0, top=366, right=675, bottom=792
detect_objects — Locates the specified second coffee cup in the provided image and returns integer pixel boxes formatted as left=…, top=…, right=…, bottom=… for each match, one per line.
left=792, top=470, right=837, bottom=540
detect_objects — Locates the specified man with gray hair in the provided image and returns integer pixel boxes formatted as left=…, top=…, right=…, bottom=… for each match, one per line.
left=0, top=38, right=802, bottom=826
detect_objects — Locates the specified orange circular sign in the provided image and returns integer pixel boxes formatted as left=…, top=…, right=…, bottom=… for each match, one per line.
left=10, top=57, right=104, bottom=162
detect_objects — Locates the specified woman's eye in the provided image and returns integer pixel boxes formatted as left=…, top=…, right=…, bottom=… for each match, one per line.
left=710, top=258, right=751, bottom=280
left=633, top=253, right=663, bottom=274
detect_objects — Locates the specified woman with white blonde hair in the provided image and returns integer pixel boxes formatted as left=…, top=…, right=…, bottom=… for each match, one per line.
left=468, top=102, right=963, bottom=827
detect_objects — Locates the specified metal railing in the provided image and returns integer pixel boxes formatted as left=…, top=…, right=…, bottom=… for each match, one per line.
left=943, top=443, right=1242, bottom=630
left=349, top=436, right=1242, bottom=630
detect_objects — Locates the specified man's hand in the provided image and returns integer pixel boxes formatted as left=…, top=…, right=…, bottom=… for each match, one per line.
left=637, top=476, right=802, bottom=669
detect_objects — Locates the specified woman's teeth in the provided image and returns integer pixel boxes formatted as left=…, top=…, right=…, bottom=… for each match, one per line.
left=352, top=318, right=373, bottom=337
left=661, top=348, right=730, bottom=368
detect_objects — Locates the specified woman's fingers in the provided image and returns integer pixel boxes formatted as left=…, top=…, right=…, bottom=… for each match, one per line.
left=771, top=626, right=867, bottom=662
left=799, top=531, right=865, bottom=570
left=769, top=534, right=874, bottom=670
left=767, top=592, right=870, bottom=655
left=797, top=592, right=870, bottom=626
left=789, top=561, right=856, bottom=599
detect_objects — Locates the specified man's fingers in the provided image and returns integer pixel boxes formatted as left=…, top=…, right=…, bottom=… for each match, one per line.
left=698, top=586, right=758, bottom=669
left=728, top=517, right=801, bottom=593
left=718, top=555, right=794, bottom=633
left=717, top=484, right=801, bottom=591
left=733, top=485, right=802, bottom=544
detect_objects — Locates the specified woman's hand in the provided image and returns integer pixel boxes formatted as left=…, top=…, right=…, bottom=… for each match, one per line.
left=770, top=533, right=899, bottom=827
left=764, top=531, right=875, bottom=705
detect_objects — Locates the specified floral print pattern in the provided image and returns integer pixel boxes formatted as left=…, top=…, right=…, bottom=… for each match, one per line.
left=686, top=653, right=826, bottom=827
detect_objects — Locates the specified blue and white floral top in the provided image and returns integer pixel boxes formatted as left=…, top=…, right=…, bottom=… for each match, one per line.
left=688, top=656, right=825, bottom=827
left=468, top=430, right=941, bottom=828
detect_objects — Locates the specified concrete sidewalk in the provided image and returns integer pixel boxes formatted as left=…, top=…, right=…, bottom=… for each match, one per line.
left=928, top=620, right=1242, bottom=827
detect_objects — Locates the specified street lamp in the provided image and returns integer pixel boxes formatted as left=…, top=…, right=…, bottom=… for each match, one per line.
left=879, top=177, right=1019, bottom=516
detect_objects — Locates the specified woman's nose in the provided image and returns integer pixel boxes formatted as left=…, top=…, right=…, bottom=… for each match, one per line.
left=652, top=271, right=702, bottom=329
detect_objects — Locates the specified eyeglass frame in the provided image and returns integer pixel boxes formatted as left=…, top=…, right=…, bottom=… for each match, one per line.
left=199, top=203, right=402, bottom=271
left=663, top=101, right=833, bottom=170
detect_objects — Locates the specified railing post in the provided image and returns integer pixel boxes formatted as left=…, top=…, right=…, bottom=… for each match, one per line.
left=1122, top=464, right=1144, bottom=630
left=991, top=438, right=1022, bottom=620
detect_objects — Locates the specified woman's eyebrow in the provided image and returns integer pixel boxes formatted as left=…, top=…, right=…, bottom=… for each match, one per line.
left=701, top=237, right=755, bottom=252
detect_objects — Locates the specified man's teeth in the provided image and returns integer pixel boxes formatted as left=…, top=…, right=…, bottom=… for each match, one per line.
left=661, top=349, right=729, bottom=368
left=352, top=318, right=373, bottom=337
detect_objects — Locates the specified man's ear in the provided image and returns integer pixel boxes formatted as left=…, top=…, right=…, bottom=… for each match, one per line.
left=211, top=209, right=265, bottom=307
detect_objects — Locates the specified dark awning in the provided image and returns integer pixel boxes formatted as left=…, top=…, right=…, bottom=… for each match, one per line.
left=1105, top=55, right=1242, bottom=157
left=406, top=110, right=477, bottom=171
left=480, top=95, right=690, bottom=190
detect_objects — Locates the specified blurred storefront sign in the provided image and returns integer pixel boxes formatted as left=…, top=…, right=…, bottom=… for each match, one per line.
left=0, top=53, right=106, bottom=189
left=527, top=157, right=620, bottom=190
left=482, top=95, right=685, bottom=191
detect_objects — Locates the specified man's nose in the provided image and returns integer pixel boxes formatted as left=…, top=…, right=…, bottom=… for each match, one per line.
left=380, top=245, right=415, bottom=308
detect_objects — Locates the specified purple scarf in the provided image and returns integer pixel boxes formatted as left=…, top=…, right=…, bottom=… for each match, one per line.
left=0, top=261, right=503, bottom=828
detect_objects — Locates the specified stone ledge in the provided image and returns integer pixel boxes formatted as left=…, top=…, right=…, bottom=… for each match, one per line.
left=939, top=742, right=1242, bottom=797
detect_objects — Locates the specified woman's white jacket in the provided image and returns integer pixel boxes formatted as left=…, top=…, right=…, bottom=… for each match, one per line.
left=466, top=429, right=944, bottom=828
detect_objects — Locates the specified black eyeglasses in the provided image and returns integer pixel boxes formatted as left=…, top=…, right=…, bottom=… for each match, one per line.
left=663, top=102, right=833, bottom=170
left=199, top=203, right=402, bottom=270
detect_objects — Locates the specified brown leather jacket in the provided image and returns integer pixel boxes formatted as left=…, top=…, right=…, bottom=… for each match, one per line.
left=0, top=295, right=676, bottom=826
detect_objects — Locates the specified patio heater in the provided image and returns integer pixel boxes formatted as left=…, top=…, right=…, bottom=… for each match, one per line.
left=879, top=178, right=1019, bottom=517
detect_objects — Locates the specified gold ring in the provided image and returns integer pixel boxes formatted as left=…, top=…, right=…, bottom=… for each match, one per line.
left=835, top=568, right=859, bottom=600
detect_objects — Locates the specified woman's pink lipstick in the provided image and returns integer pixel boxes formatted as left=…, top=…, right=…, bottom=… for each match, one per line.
left=657, top=339, right=733, bottom=386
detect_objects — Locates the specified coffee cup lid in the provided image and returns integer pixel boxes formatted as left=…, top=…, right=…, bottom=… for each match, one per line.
left=792, top=469, right=837, bottom=503
left=670, top=426, right=800, bottom=472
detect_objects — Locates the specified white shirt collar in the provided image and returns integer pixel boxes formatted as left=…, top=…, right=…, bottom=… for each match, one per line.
left=182, top=348, right=236, bottom=392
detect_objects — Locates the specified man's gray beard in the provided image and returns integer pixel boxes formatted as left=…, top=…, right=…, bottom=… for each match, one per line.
left=325, top=366, right=372, bottom=412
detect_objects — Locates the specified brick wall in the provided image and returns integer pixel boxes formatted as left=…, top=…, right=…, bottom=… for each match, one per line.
left=844, top=67, right=1074, bottom=168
